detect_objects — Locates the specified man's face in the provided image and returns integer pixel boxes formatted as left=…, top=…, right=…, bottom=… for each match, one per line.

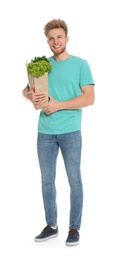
left=47, top=28, right=69, bottom=55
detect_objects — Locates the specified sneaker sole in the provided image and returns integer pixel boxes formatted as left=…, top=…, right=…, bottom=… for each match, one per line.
left=66, top=241, right=79, bottom=246
left=34, top=233, right=58, bottom=242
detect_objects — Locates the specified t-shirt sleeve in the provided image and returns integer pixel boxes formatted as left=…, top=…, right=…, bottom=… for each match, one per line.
left=79, top=60, right=95, bottom=87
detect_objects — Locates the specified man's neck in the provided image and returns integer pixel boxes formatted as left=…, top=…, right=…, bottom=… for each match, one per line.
left=53, top=52, right=70, bottom=61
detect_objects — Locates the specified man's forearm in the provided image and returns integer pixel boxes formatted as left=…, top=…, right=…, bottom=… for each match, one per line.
left=59, top=93, right=95, bottom=110
left=22, top=85, right=30, bottom=99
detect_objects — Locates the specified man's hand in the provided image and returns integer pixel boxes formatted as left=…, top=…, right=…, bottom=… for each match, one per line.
left=22, top=85, right=49, bottom=110
left=27, top=85, right=48, bottom=110
left=42, top=94, right=60, bottom=114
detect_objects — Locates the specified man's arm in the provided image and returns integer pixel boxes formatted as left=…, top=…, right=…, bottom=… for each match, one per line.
left=60, top=84, right=95, bottom=109
left=22, top=84, right=34, bottom=101
left=22, top=85, right=29, bottom=98
left=22, top=85, right=48, bottom=109
left=42, top=84, right=95, bottom=114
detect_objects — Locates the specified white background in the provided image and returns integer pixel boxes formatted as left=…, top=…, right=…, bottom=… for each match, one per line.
left=0, top=0, right=120, bottom=259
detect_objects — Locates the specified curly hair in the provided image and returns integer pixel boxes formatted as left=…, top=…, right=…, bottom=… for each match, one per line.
left=44, top=19, right=68, bottom=37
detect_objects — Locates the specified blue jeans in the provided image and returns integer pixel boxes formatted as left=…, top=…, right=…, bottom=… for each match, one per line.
left=37, top=130, right=83, bottom=230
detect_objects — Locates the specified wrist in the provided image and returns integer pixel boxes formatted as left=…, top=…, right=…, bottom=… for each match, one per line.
left=58, top=101, right=65, bottom=110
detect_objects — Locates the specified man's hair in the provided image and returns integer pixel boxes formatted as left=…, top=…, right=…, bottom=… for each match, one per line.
left=44, top=19, right=68, bottom=37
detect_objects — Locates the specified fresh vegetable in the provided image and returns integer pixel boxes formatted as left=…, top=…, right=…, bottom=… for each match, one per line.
left=26, top=56, right=52, bottom=77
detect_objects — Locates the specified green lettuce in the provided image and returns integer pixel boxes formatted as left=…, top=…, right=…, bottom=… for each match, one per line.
left=26, top=56, right=52, bottom=77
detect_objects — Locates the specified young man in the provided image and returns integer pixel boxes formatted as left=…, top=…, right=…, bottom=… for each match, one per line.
left=23, top=19, right=95, bottom=246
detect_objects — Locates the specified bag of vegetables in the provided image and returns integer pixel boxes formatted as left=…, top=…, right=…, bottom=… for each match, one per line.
left=26, top=56, right=52, bottom=103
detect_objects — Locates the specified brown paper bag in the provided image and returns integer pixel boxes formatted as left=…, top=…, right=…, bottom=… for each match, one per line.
left=28, top=72, right=48, bottom=104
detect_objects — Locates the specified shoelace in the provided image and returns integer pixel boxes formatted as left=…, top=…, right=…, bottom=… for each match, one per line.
left=69, top=229, right=79, bottom=236
left=42, top=224, right=51, bottom=232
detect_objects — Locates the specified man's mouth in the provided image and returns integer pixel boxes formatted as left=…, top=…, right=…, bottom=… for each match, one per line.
left=53, top=45, right=61, bottom=49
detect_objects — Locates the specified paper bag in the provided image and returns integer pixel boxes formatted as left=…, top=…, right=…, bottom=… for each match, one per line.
left=28, top=72, right=48, bottom=104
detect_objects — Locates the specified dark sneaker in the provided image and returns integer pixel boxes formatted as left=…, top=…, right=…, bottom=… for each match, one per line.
left=34, top=225, right=58, bottom=242
left=66, top=229, right=80, bottom=246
